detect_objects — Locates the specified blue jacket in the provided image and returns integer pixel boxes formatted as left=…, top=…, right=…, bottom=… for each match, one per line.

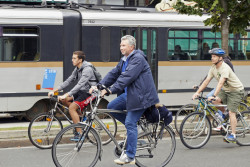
left=100, top=49, right=159, bottom=111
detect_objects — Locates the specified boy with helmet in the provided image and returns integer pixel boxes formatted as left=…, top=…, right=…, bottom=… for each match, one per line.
left=192, top=48, right=244, bottom=143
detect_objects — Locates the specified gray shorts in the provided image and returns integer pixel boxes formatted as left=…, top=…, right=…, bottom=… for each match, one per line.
left=217, top=89, right=244, bottom=113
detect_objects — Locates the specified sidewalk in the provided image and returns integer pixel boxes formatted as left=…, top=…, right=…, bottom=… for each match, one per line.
left=0, top=118, right=220, bottom=148
left=0, top=121, right=128, bottom=148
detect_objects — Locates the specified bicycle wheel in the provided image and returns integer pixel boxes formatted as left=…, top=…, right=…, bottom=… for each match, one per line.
left=180, top=112, right=211, bottom=149
left=52, top=123, right=102, bottom=167
left=135, top=124, right=176, bottom=167
left=236, top=110, right=250, bottom=146
left=92, top=112, right=117, bottom=145
left=175, top=103, right=198, bottom=134
left=28, top=113, right=63, bottom=149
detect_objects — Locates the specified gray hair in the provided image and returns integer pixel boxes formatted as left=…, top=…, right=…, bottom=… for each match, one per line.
left=121, top=35, right=136, bottom=48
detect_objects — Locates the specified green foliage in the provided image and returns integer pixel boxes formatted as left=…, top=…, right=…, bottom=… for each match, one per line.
left=174, top=0, right=250, bottom=35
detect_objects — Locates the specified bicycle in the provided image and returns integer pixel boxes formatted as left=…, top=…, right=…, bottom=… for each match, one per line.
left=51, top=85, right=176, bottom=167
left=179, top=95, right=250, bottom=149
left=28, top=94, right=117, bottom=149
left=174, top=91, right=248, bottom=135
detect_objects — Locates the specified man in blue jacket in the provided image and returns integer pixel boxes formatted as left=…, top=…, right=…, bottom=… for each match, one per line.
left=98, top=35, right=159, bottom=164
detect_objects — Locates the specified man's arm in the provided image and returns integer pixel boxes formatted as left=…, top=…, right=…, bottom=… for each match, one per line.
left=99, top=61, right=123, bottom=88
left=57, top=69, right=77, bottom=91
left=213, top=77, right=226, bottom=97
left=192, top=77, right=212, bottom=100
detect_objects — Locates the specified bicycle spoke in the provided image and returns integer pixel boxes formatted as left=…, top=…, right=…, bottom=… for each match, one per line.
left=180, top=112, right=211, bottom=149
left=236, top=111, right=250, bottom=146
left=135, top=124, right=176, bottom=167
left=52, top=124, right=102, bottom=167
left=28, top=113, right=63, bottom=149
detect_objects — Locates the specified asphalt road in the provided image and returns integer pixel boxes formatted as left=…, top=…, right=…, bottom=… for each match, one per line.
left=0, top=136, right=249, bottom=167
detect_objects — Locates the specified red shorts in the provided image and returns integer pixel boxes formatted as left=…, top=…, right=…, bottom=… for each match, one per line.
left=73, top=91, right=96, bottom=111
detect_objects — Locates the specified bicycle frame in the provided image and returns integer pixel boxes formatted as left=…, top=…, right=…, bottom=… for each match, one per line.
left=196, top=96, right=230, bottom=133
left=76, top=89, right=164, bottom=155
left=72, top=91, right=123, bottom=153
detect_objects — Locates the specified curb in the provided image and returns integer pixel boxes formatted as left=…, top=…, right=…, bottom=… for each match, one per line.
left=0, top=122, right=221, bottom=148
left=0, top=125, right=127, bottom=148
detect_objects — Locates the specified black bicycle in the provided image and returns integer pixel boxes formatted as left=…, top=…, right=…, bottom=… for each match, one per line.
left=28, top=95, right=117, bottom=149
left=51, top=85, right=176, bottom=167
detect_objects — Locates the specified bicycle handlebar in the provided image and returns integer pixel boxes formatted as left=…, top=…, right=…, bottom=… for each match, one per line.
left=96, top=84, right=111, bottom=96
left=49, top=95, right=59, bottom=102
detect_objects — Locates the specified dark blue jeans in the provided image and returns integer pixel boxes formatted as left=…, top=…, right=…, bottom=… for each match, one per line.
left=107, top=93, right=145, bottom=158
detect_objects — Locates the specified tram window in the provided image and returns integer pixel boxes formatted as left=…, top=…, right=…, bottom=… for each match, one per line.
left=203, top=31, right=221, bottom=38
left=131, top=29, right=136, bottom=39
left=79, top=0, right=124, bottom=5
left=0, top=27, right=40, bottom=62
left=121, top=29, right=128, bottom=36
left=142, top=29, right=147, bottom=55
left=168, top=30, right=198, bottom=60
left=101, top=27, right=111, bottom=62
left=201, top=30, right=250, bottom=60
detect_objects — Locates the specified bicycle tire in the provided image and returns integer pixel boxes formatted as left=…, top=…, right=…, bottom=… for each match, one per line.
left=93, top=112, right=117, bottom=145
left=135, top=124, right=176, bottom=167
left=175, top=103, right=198, bottom=134
left=52, top=123, right=102, bottom=167
left=28, top=113, right=63, bottom=149
left=180, top=112, right=211, bottom=149
left=236, top=110, right=250, bottom=146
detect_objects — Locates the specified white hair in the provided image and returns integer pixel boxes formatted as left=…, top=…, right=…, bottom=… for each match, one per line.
left=121, top=35, right=136, bottom=48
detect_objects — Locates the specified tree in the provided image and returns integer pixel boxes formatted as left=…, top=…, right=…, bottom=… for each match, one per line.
left=174, top=0, right=250, bottom=56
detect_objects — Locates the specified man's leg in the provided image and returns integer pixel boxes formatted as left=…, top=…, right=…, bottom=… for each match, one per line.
left=107, top=93, right=127, bottom=124
left=60, top=96, right=73, bottom=107
left=114, top=108, right=145, bottom=165
left=69, top=102, right=81, bottom=132
left=125, top=109, right=145, bottom=158
left=224, top=90, right=244, bottom=143
left=229, top=111, right=237, bottom=134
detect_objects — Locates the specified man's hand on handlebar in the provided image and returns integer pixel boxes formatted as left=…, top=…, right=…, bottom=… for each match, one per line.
left=48, top=91, right=54, bottom=97
left=58, top=93, right=69, bottom=101
left=192, top=92, right=200, bottom=100
left=90, top=84, right=112, bottom=97
left=101, top=89, right=112, bottom=97
left=89, top=86, right=98, bottom=94
left=48, top=89, right=59, bottom=97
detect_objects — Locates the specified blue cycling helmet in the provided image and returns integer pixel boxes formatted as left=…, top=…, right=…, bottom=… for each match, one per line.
left=209, top=48, right=226, bottom=56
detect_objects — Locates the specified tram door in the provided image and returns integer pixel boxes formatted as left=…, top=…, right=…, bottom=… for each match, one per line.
left=121, top=28, right=158, bottom=89
left=140, top=29, right=158, bottom=89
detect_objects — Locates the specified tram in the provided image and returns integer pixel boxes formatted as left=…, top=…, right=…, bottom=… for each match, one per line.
left=0, top=2, right=249, bottom=120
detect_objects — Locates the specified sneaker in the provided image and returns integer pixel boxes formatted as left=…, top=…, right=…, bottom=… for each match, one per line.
left=70, top=132, right=82, bottom=141
left=114, top=153, right=135, bottom=165
left=212, top=125, right=222, bottom=131
left=224, top=134, right=236, bottom=143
